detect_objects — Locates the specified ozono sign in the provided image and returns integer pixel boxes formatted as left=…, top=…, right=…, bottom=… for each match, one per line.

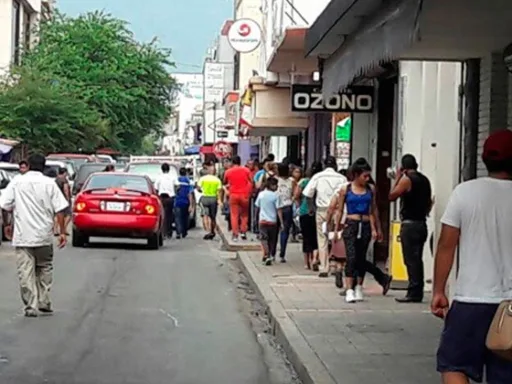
left=291, top=85, right=374, bottom=113
left=213, top=141, right=232, bottom=159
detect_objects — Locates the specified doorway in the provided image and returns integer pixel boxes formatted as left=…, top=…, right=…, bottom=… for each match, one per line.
left=374, top=77, right=397, bottom=263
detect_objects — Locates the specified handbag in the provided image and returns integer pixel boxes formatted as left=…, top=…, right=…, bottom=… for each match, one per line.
left=486, top=300, right=512, bottom=361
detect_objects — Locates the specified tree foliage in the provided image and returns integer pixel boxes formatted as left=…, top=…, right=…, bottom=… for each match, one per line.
left=0, top=11, right=177, bottom=154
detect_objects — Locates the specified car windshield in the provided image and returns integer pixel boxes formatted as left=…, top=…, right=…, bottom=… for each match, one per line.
left=75, top=164, right=108, bottom=185
left=0, top=166, right=20, bottom=178
left=84, top=174, right=151, bottom=193
left=125, top=163, right=178, bottom=180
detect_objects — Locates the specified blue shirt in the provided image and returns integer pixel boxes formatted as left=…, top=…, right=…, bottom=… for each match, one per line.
left=255, top=189, right=280, bottom=223
left=345, top=185, right=372, bottom=215
left=175, top=176, right=192, bottom=208
left=254, top=169, right=265, bottom=183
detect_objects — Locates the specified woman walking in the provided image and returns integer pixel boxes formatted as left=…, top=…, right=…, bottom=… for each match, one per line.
left=290, top=166, right=303, bottom=243
left=333, top=159, right=381, bottom=303
left=295, top=162, right=322, bottom=270
left=276, top=163, right=296, bottom=262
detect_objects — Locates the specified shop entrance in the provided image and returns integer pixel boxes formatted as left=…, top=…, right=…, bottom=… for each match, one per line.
left=374, top=77, right=396, bottom=263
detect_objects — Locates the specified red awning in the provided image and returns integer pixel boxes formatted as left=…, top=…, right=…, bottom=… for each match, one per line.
left=200, top=146, right=213, bottom=154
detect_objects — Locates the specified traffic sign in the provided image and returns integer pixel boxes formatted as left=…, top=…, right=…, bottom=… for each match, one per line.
left=213, top=141, right=232, bottom=159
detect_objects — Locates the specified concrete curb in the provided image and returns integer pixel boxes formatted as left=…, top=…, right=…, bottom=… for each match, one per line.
left=216, top=220, right=260, bottom=252
left=237, top=251, right=337, bottom=384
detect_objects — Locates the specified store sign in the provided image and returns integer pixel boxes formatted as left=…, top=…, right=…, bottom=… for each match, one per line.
left=291, top=85, right=374, bottom=113
left=228, top=19, right=262, bottom=53
left=204, top=63, right=224, bottom=88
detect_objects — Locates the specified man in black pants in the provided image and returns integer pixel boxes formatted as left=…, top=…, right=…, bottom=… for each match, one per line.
left=389, top=154, right=433, bottom=303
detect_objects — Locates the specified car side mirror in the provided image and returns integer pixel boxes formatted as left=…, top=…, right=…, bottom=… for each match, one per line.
left=0, top=179, right=9, bottom=189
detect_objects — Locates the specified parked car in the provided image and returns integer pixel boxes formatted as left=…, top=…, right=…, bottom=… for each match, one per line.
left=72, top=163, right=108, bottom=195
left=125, top=161, right=196, bottom=228
left=0, top=170, right=12, bottom=242
left=47, top=153, right=96, bottom=170
left=72, top=172, right=164, bottom=249
left=0, top=162, right=20, bottom=180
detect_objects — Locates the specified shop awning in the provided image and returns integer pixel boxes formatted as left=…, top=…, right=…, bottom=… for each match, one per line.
left=184, top=145, right=200, bottom=155
left=242, top=77, right=309, bottom=137
left=200, top=145, right=213, bottom=154
left=267, top=27, right=318, bottom=74
left=314, top=0, right=512, bottom=96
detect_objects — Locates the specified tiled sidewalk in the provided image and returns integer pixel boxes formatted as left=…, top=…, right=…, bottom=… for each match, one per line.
left=238, top=249, right=443, bottom=384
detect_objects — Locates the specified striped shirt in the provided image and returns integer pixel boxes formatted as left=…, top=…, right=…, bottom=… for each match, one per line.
left=302, top=168, right=347, bottom=209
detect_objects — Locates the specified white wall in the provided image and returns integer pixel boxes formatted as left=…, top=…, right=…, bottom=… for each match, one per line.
left=398, top=61, right=462, bottom=287
left=236, top=0, right=263, bottom=88
left=0, top=0, right=43, bottom=74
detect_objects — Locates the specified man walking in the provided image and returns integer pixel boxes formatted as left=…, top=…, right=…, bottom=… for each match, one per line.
left=389, top=154, right=432, bottom=303
left=224, top=156, right=252, bottom=241
left=155, top=163, right=177, bottom=239
left=302, top=156, right=347, bottom=277
left=0, top=154, right=68, bottom=317
left=55, top=167, right=72, bottom=234
left=197, top=166, right=223, bottom=240
left=432, top=130, right=512, bottom=383
left=174, top=167, right=194, bottom=239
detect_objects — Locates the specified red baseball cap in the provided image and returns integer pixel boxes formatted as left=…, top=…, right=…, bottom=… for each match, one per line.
left=482, top=130, right=512, bottom=162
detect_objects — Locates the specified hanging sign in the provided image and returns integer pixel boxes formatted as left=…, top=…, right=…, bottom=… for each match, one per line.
left=291, top=84, right=374, bottom=113
left=228, top=19, right=262, bottom=53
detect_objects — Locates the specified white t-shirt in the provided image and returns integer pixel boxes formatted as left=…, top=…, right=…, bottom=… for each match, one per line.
left=154, top=173, right=177, bottom=197
left=302, top=168, right=347, bottom=208
left=441, top=177, right=512, bottom=303
left=0, top=171, right=69, bottom=247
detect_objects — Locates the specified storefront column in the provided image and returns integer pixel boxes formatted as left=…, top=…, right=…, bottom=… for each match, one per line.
left=238, top=139, right=252, bottom=164
left=477, top=52, right=509, bottom=177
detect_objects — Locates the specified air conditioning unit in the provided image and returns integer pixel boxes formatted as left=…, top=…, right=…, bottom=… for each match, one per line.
left=265, top=72, right=279, bottom=85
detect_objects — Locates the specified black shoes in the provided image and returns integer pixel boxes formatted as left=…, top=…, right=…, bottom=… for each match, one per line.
left=395, top=296, right=423, bottom=303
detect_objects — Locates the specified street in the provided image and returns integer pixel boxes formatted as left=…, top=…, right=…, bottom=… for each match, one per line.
left=0, top=230, right=299, bottom=384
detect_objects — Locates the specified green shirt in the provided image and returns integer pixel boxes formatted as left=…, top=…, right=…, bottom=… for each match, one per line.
left=198, top=175, right=222, bottom=197
left=298, top=178, right=311, bottom=216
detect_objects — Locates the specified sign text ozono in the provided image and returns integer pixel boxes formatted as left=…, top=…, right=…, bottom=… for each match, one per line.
left=291, top=85, right=374, bottom=113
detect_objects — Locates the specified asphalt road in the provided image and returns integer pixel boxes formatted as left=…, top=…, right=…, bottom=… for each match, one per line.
left=0, top=230, right=296, bottom=384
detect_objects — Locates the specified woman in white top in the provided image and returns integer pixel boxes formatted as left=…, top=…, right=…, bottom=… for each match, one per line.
left=276, top=162, right=296, bottom=262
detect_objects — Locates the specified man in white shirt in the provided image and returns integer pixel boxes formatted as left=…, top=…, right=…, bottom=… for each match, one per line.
left=432, top=130, right=512, bottom=383
left=302, top=156, right=347, bottom=277
left=0, top=154, right=69, bottom=317
left=154, top=163, right=177, bottom=239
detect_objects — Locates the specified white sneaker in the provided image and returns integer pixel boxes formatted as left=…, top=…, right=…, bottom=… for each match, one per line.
left=354, top=285, right=364, bottom=302
left=345, top=289, right=356, bottom=303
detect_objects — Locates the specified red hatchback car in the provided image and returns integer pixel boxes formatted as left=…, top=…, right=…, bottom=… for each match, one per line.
left=72, top=172, right=164, bottom=249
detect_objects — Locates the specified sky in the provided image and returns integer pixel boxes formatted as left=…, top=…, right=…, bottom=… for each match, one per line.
left=57, top=0, right=233, bottom=73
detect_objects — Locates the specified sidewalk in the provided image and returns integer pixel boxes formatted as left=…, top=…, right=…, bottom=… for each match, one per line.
left=238, top=249, right=442, bottom=384
left=216, top=214, right=260, bottom=252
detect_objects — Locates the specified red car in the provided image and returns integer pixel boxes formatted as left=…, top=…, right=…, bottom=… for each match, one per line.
left=72, top=172, right=164, bottom=249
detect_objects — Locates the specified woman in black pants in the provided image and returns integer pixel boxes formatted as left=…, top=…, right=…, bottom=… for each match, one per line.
left=294, top=162, right=322, bottom=269
left=333, top=159, right=378, bottom=303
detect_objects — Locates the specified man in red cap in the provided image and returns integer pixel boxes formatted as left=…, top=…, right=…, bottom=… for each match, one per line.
left=432, top=129, right=512, bottom=383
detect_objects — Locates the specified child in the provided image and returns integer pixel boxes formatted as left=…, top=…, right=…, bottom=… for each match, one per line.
left=255, top=177, right=280, bottom=265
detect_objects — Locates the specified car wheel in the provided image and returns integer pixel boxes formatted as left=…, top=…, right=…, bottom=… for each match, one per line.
left=72, top=229, right=88, bottom=247
left=147, top=233, right=160, bottom=250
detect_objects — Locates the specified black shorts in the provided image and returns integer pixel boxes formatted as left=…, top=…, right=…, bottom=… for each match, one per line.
left=200, top=196, right=218, bottom=220
left=299, top=214, right=317, bottom=253
left=437, top=301, right=512, bottom=383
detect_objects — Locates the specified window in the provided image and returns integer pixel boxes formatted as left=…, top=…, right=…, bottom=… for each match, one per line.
left=11, top=1, right=21, bottom=65
left=23, top=9, right=32, bottom=52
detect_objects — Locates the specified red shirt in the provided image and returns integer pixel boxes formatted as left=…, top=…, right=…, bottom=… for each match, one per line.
left=224, top=166, right=252, bottom=196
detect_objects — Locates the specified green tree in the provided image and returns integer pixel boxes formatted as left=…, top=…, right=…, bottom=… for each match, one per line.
left=21, top=11, right=177, bottom=153
left=0, top=69, right=109, bottom=154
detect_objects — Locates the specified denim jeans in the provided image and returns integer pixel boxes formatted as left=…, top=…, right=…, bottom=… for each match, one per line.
left=174, top=205, right=189, bottom=237
left=278, top=205, right=293, bottom=258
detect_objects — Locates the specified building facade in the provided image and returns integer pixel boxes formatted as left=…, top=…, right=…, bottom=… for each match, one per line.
left=0, top=0, right=53, bottom=74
